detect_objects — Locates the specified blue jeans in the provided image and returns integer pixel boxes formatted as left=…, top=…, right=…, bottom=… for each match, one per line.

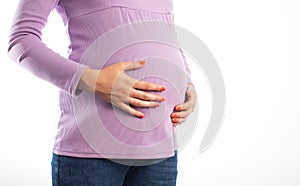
left=51, top=152, right=178, bottom=186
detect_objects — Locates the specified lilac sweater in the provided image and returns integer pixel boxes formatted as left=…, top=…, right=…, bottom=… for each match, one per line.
left=8, top=0, right=192, bottom=159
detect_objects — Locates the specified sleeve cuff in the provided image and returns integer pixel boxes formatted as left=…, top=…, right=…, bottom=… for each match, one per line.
left=69, top=63, right=89, bottom=97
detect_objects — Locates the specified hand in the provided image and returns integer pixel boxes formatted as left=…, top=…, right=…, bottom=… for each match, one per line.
left=170, top=83, right=197, bottom=127
left=78, top=60, right=166, bottom=118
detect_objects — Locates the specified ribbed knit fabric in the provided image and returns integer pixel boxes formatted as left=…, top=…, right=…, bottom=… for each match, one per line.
left=8, top=0, right=193, bottom=159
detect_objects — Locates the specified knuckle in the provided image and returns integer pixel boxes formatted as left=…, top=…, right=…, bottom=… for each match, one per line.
left=127, top=97, right=132, bottom=104
left=130, top=109, right=136, bottom=116
left=143, top=83, right=150, bottom=89
left=142, top=94, right=149, bottom=100
left=128, top=88, right=134, bottom=97
left=128, top=109, right=135, bottom=116
left=131, top=99, right=141, bottom=107
left=184, top=112, right=188, bottom=117
left=147, top=83, right=155, bottom=90
left=136, top=101, right=142, bottom=107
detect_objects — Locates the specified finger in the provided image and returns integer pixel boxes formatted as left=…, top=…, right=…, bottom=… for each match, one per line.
left=122, top=60, right=146, bottom=71
left=118, top=102, right=145, bottom=118
left=175, top=90, right=196, bottom=111
left=170, top=109, right=193, bottom=119
left=132, top=79, right=166, bottom=92
left=129, top=89, right=165, bottom=102
left=185, top=87, right=195, bottom=101
left=128, top=97, right=160, bottom=108
left=186, top=83, right=195, bottom=93
left=171, top=117, right=188, bottom=126
left=186, top=89, right=193, bottom=98
left=174, top=99, right=194, bottom=111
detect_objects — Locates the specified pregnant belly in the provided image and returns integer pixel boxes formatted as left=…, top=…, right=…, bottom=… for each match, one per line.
left=74, top=37, right=187, bottom=157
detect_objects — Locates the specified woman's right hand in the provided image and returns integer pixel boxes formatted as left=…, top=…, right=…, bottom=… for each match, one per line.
left=78, top=60, right=166, bottom=118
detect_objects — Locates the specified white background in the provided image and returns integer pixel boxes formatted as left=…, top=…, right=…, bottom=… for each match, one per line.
left=1, top=0, right=300, bottom=185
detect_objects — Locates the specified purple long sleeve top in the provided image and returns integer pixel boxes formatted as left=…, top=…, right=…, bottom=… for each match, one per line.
left=8, top=0, right=193, bottom=159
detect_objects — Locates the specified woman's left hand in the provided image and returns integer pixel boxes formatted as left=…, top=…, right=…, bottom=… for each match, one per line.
left=171, top=83, right=197, bottom=127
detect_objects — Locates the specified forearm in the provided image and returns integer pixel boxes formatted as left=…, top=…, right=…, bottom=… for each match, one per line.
left=8, top=0, right=88, bottom=97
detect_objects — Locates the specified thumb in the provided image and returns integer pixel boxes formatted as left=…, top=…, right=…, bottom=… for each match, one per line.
left=123, top=60, right=146, bottom=71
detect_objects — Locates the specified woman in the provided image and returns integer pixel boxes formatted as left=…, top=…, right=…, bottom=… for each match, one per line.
left=8, top=0, right=197, bottom=185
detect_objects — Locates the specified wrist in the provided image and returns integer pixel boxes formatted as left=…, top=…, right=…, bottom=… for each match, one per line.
left=78, top=67, right=97, bottom=92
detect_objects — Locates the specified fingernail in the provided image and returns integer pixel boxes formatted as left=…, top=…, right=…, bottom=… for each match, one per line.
left=172, top=118, right=177, bottom=122
left=139, top=60, right=146, bottom=65
left=160, top=87, right=166, bottom=91
left=137, top=114, right=144, bottom=119
left=154, top=103, right=159, bottom=107
left=171, top=113, right=177, bottom=118
left=176, top=106, right=181, bottom=111
left=161, top=97, right=165, bottom=102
